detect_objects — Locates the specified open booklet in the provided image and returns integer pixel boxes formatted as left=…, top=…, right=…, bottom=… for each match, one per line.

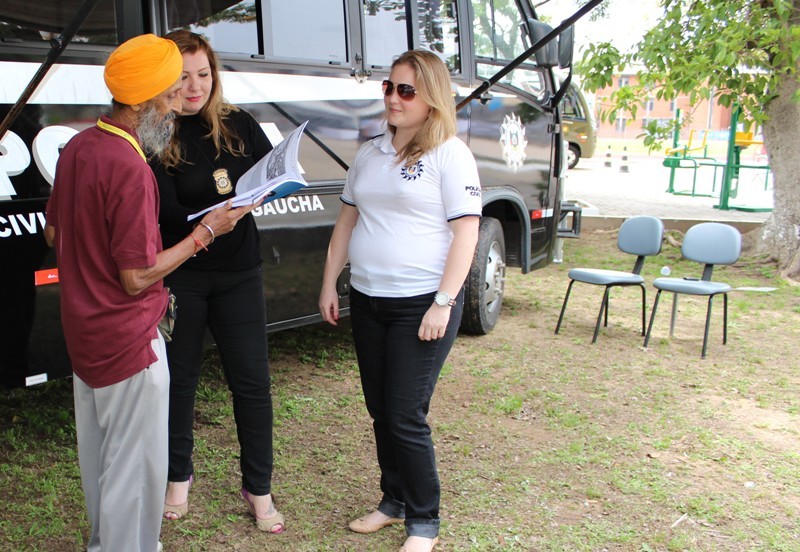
left=187, top=121, right=308, bottom=221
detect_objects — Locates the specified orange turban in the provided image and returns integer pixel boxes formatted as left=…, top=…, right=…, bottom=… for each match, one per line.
left=104, top=34, right=182, bottom=106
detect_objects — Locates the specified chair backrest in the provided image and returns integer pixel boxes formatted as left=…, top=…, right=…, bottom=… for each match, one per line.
left=683, top=223, right=741, bottom=281
left=618, top=216, right=664, bottom=275
left=618, top=216, right=664, bottom=256
left=682, top=223, right=741, bottom=265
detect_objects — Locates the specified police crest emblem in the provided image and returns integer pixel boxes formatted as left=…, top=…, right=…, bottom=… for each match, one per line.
left=213, top=168, right=233, bottom=195
left=499, top=114, right=527, bottom=172
left=400, top=160, right=424, bottom=181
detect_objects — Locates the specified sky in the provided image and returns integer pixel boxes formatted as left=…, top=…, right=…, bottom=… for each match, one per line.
left=535, top=0, right=663, bottom=54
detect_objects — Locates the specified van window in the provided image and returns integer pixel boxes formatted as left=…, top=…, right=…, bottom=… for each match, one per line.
left=472, top=0, right=527, bottom=62
left=165, top=0, right=259, bottom=56
left=0, top=0, right=118, bottom=44
left=418, top=0, right=460, bottom=73
left=261, top=0, right=348, bottom=64
left=563, top=88, right=585, bottom=119
left=363, top=0, right=408, bottom=69
left=472, top=0, right=536, bottom=83
left=511, top=68, right=546, bottom=100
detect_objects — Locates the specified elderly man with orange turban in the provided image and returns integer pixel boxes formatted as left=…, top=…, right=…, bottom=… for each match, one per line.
left=44, top=34, right=260, bottom=552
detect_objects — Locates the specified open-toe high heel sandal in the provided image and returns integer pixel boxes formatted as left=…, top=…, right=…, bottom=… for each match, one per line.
left=163, top=475, right=193, bottom=521
left=241, top=488, right=285, bottom=534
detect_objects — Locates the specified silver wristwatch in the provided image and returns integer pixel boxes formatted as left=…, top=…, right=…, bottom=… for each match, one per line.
left=433, top=291, right=456, bottom=307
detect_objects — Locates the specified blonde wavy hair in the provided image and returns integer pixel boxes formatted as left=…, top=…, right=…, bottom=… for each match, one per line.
left=159, top=30, right=246, bottom=169
left=388, top=50, right=456, bottom=167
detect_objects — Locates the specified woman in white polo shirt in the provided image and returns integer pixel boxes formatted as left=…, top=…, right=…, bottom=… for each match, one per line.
left=319, top=49, right=481, bottom=552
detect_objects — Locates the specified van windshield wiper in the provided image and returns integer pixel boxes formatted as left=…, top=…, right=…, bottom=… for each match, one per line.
left=456, top=0, right=604, bottom=112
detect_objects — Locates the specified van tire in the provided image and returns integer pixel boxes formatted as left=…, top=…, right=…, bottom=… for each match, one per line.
left=567, top=144, right=580, bottom=169
left=461, top=217, right=506, bottom=335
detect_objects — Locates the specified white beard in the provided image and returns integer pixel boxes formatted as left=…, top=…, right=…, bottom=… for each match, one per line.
left=137, top=104, right=175, bottom=156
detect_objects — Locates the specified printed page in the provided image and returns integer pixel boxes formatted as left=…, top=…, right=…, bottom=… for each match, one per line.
left=236, top=121, right=306, bottom=197
left=188, top=121, right=308, bottom=221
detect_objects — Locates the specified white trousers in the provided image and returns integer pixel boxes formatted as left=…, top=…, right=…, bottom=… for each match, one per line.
left=74, top=334, right=169, bottom=552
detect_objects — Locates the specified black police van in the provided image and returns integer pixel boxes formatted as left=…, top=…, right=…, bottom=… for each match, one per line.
left=0, top=0, right=596, bottom=388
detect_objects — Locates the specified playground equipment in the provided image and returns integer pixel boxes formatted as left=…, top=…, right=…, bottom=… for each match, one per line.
left=663, top=106, right=772, bottom=211
left=664, top=120, right=719, bottom=196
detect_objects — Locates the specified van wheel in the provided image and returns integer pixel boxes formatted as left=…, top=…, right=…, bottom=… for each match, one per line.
left=567, top=144, right=580, bottom=169
left=461, top=217, right=506, bottom=335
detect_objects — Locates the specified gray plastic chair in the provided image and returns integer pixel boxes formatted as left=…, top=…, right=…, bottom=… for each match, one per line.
left=643, top=222, right=741, bottom=358
left=555, top=215, right=664, bottom=343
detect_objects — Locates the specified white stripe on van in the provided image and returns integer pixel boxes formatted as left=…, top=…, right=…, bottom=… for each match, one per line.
left=1, top=61, right=385, bottom=105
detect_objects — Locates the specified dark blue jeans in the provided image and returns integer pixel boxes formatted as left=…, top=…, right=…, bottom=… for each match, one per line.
left=349, top=287, right=464, bottom=539
left=165, top=266, right=273, bottom=495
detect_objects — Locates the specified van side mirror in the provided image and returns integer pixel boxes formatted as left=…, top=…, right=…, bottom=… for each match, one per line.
left=559, top=25, right=574, bottom=69
left=527, top=20, right=558, bottom=68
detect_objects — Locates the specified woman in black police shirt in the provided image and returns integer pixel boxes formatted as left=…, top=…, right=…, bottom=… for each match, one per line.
left=151, top=30, right=284, bottom=533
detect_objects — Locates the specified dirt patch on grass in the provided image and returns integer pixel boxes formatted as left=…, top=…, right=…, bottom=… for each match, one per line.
left=703, top=395, right=800, bottom=454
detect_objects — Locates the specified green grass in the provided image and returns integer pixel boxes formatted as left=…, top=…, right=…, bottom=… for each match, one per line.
left=2, top=231, right=800, bottom=550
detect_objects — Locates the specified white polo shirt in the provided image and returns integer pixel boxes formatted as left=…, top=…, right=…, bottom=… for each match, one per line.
left=342, top=132, right=482, bottom=297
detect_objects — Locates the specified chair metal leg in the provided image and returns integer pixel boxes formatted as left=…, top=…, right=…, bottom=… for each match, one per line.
left=722, top=293, right=728, bottom=345
left=644, top=289, right=662, bottom=348
left=555, top=279, right=575, bottom=334
left=669, top=292, right=679, bottom=338
left=702, top=295, right=714, bottom=358
left=604, top=291, right=610, bottom=328
left=592, top=286, right=611, bottom=343
left=639, top=284, right=646, bottom=336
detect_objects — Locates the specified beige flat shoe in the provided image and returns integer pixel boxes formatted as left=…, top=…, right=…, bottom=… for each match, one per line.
left=400, top=536, right=439, bottom=552
left=348, top=512, right=404, bottom=534
left=241, top=488, right=285, bottom=534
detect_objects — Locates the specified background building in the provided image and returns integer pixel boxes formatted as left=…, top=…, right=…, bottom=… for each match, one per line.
left=591, top=69, right=733, bottom=140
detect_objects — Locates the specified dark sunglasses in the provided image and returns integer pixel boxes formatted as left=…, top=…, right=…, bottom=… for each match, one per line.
left=382, top=80, right=417, bottom=101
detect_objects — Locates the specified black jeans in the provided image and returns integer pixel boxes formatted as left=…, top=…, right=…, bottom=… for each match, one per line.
left=349, top=287, right=464, bottom=539
left=165, top=266, right=273, bottom=495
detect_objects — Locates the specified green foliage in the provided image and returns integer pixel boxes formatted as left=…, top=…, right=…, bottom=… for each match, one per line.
left=577, top=0, right=800, bottom=149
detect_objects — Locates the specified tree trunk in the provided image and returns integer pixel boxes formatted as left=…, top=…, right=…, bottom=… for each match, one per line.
left=760, top=72, right=800, bottom=281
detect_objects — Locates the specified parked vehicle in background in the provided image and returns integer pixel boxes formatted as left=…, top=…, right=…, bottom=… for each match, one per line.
left=562, top=81, right=597, bottom=169
left=0, top=0, right=594, bottom=389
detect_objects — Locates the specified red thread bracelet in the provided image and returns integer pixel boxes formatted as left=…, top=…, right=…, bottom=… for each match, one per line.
left=191, top=235, right=208, bottom=253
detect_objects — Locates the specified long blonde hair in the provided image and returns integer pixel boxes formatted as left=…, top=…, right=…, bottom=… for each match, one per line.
left=159, top=30, right=246, bottom=169
left=388, top=50, right=456, bottom=167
